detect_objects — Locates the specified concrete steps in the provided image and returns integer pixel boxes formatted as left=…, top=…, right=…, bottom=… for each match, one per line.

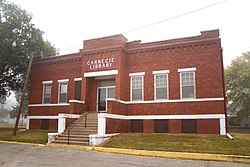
left=53, top=112, right=98, bottom=145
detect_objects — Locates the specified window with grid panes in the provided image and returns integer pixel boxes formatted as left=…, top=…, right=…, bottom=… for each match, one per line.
left=58, top=82, right=68, bottom=103
left=131, top=76, right=143, bottom=101
left=155, top=74, right=168, bottom=99
left=43, top=84, right=52, bottom=104
left=181, top=72, right=195, bottom=98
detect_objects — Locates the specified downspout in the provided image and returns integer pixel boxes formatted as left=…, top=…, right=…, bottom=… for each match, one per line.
left=220, top=48, right=234, bottom=140
left=220, top=47, right=230, bottom=136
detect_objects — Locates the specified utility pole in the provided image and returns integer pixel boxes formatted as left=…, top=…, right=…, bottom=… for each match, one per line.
left=13, top=52, right=34, bottom=136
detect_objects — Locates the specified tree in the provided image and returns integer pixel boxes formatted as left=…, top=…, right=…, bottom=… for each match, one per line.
left=9, top=90, right=28, bottom=118
left=225, top=51, right=250, bottom=126
left=0, top=0, right=58, bottom=103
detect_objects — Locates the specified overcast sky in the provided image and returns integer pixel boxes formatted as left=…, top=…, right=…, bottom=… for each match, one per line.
left=9, top=0, right=250, bottom=67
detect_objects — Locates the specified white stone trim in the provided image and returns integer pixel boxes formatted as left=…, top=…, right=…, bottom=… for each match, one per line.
left=220, top=118, right=226, bottom=135
left=99, top=113, right=226, bottom=135
left=106, top=97, right=224, bottom=104
left=129, top=72, right=145, bottom=76
left=69, top=100, right=85, bottom=104
left=84, top=70, right=118, bottom=77
left=26, top=119, right=30, bottom=130
left=48, top=133, right=58, bottom=143
left=57, top=79, right=69, bottom=82
left=101, top=113, right=225, bottom=120
left=27, top=116, right=59, bottom=119
left=89, top=133, right=119, bottom=146
left=98, top=113, right=106, bottom=135
left=28, top=103, right=70, bottom=107
left=178, top=67, right=196, bottom=72
left=152, top=70, right=170, bottom=74
left=42, top=80, right=53, bottom=84
left=27, top=114, right=81, bottom=119
left=58, top=114, right=81, bottom=118
left=74, top=78, right=82, bottom=81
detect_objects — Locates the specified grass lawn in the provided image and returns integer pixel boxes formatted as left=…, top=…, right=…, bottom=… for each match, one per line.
left=0, top=127, right=53, bottom=144
left=103, top=129, right=250, bottom=156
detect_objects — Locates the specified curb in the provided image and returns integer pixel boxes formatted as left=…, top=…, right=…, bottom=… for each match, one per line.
left=0, top=140, right=46, bottom=147
left=47, top=143, right=250, bottom=164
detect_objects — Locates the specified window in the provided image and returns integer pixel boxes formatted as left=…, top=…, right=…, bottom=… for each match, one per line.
left=130, top=120, right=143, bottom=133
left=131, top=76, right=143, bottom=101
left=74, top=80, right=82, bottom=100
left=155, top=74, right=168, bottom=100
left=43, top=83, right=52, bottom=104
left=180, top=72, right=195, bottom=98
left=181, top=119, right=197, bottom=133
left=58, top=82, right=68, bottom=103
left=154, top=119, right=169, bottom=133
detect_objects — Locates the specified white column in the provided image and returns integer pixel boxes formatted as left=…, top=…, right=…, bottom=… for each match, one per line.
left=98, top=113, right=106, bottom=135
left=58, top=114, right=66, bottom=134
left=26, top=118, right=30, bottom=130
left=220, top=118, right=226, bottom=135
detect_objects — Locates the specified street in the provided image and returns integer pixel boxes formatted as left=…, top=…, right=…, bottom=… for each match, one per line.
left=0, top=143, right=248, bottom=167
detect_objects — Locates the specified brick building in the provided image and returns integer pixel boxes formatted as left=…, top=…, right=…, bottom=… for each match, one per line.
left=27, top=29, right=227, bottom=142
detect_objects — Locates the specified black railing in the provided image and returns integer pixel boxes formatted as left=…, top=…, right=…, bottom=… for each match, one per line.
left=67, top=102, right=100, bottom=145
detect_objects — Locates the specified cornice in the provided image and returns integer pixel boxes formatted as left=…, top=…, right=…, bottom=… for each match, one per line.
left=127, top=38, right=221, bottom=54
left=33, top=57, right=82, bottom=65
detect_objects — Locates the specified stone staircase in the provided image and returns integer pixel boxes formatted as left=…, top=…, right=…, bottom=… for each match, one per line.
left=53, top=112, right=98, bottom=145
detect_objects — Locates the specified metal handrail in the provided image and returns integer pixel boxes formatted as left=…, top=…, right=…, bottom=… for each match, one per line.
left=67, top=102, right=102, bottom=145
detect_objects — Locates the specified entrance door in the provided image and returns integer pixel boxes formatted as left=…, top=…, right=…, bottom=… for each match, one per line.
left=97, top=79, right=115, bottom=111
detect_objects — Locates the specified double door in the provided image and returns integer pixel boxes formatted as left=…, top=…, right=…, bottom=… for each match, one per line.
left=97, top=86, right=115, bottom=111
left=97, top=79, right=116, bottom=111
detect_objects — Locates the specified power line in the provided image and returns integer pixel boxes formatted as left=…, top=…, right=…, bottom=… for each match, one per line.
left=59, top=0, right=228, bottom=51
left=123, top=0, right=228, bottom=34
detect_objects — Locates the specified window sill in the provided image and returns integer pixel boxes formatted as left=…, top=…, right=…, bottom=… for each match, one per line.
left=28, top=103, right=70, bottom=107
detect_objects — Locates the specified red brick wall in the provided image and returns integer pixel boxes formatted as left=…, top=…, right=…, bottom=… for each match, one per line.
left=29, top=119, right=41, bottom=129
left=143, top=120, right=154, bottom=133
left=106, top=118, right=128, bottom=134
left=29, top=119, right=57, bottom=130
left=126, top=101, right=225, bottom=115
left=48, top=119, right=58, bottom=130
left=126, top=43, right=223, bottom=101
left=83, top=35, right=127, bottom=51
left=107, top=100, right=127, bottom=115
left=69, top=102, right=85, bottom=114
left=169, top=119, right=181, bottom=133
left=29, top=56, right=82, bottom=105
left=106, top=100, right=128, bottom=133
left=28, top=30, right=226, bottom=134
left=28, top=106, right=70, bottom=116
left=125, top=119, right=219, bottom=134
